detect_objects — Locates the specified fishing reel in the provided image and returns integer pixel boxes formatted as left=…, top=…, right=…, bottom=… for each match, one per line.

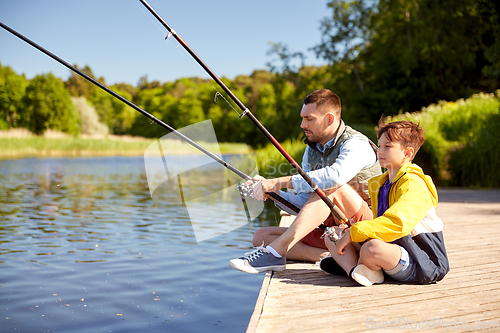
left=320, top=226, right=342, bottom=245
left=237, top=179, right=260, bottom=198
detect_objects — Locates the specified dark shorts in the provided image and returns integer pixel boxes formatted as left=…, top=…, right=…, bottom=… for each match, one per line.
left=383, top=246, right=418, bottom=282
left=301, top=200, right=373, bottom=250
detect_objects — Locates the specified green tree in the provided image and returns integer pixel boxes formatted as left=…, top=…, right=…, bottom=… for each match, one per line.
left=88, top=83, right=113, bottom=131
left=21, top=73, right=79, bottom=135
left=109, top=86, right=137, bottom=134
left=65, top=65, right=95, bottom=98
left=174, top=89, right=205, bottom=129
left=313, top=0, right=500, bottom=122
left=0, top=63, right=28, bottom=129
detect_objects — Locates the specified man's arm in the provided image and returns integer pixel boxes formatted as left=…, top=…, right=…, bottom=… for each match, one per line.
left=291, top=135, right=376, bottom=193
left=252, top=146, right=312, bottom=201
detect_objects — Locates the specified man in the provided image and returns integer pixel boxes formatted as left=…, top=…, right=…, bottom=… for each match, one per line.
left=229, top=89, right=381, bottom=273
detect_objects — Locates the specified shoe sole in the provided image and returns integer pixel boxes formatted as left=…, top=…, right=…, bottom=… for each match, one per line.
left=228, top=259, right=285, bottom=274
left=351, top=264, right=384, bottom=286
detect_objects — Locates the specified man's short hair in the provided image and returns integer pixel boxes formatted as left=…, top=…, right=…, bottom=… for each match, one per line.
left=377, top=120, right=425, bottom=158
left=303, top=89, right=341, bottom=118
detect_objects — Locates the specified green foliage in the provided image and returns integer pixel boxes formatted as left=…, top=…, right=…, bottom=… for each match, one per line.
left=309, top=0, right=500, bottom=123
left=391, top=91, right=500, bottom=186
left=21, top=73, right=79, bottom=135
left=252, top=137, right=307, bottom=178
left=448, top=112, right=500, bottom=187
left=87, top=82, right=113, bottom=130
left=0, top=62, right=28, bottom=129
left=109, top=86, right=137, bottom=134
left=65, top=65, right=95, bottom=98
left=71, top=97, right=109, bottom=136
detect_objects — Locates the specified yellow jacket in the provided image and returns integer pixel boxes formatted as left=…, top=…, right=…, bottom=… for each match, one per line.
left=350, top=162, right=439, bottom=243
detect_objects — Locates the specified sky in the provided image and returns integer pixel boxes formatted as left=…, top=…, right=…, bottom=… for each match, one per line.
left=0, top=0, right=331, bottom=86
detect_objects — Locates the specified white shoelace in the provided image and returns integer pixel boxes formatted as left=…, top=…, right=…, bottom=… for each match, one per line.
left=243, top=244, right=270, bottom=262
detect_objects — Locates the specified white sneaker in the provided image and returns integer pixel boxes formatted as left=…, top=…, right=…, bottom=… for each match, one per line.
left=351, top=264, right=384, bottom=286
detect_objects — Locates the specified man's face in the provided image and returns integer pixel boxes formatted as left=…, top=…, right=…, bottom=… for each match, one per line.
left=300, top=103, right=331, bottom=144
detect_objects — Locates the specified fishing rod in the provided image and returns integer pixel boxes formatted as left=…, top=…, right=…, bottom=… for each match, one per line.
left=138, top=0, right=351, bottom=226
left=0, top=21, right=300, bottom=214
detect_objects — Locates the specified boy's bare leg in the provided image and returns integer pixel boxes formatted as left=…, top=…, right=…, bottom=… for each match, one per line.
left=325, top=237, right=402, bottom=274
left=268, top=184, right=363, bottom=256
left=324, top=236, right=359, bottom=273
left=252, top=227, right=329, bottom=262
left=358, top=239, right=401, bottom=271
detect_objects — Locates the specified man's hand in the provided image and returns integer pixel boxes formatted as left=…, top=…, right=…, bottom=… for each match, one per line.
left=250, top=176, right=292, bottom=201
left=336, top=228, right=352, bottom=255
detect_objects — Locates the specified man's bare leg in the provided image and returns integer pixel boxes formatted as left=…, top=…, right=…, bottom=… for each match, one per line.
left=268, top=184, right=363, bottom=256
left=252, top=227, right=329, bottom=262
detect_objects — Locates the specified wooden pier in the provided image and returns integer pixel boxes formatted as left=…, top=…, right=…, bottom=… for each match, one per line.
left=247, top=189, right=500, bottom=332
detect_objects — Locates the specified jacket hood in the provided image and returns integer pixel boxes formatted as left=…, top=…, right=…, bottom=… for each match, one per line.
left=371, top=162, right=439, bottom=206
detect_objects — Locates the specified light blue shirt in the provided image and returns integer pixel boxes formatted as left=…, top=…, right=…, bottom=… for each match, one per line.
left=276, top=134, right=377, bottom=213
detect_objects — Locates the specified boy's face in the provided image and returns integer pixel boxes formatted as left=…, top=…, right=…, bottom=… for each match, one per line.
left=377, top=132, right=412, bottom=170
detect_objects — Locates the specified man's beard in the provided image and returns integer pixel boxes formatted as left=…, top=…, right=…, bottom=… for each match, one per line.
left=305, top=128, right=326, bottom=144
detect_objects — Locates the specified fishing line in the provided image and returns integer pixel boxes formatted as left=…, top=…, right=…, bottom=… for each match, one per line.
left=131, top=0, right=168, bottom=39
left=133, top=0, right=241, bottom=117
left=137, top=0, right=352, bottom=226
left=209, top=82, right=241, bottom=117
left=0, top=21, right=301, bottom=215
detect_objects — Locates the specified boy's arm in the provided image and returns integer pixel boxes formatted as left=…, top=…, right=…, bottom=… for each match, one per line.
left=350, top=175, right=434, bottom=243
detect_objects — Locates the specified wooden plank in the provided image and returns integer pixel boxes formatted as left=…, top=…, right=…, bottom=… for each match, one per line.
left=247, top=271, right=273, bottom=333
left=248, top=189, right=500, bottom=332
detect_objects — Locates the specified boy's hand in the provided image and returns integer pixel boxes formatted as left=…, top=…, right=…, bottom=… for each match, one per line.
left=336, top=229, right=352, bottom=255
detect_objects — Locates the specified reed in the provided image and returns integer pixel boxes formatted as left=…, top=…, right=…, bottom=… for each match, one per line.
left=0, top=129, right=250, bottom=159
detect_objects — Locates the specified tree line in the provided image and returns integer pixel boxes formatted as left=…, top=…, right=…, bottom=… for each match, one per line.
left=1, top=0, right=498, bottom=148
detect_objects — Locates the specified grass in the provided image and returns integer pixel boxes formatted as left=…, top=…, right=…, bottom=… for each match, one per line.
left=0, top=129, right=251, bottom=159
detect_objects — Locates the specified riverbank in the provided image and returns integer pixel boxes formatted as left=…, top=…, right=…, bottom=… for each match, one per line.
left=0, top=129, right=251, bottom=159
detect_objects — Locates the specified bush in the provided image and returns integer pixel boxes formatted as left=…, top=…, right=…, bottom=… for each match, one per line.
left=448, top=111, right=500, bottom=187
left=254, top=91, right=500, bottom=188
left=390, top=91, right=500, bottom=186
left=72, top=97, right=109, bottom=136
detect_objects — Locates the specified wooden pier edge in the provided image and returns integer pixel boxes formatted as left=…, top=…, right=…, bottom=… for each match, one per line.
left=246, top=271, right=273, bottom=333
left=245, top=188, right=500, bottom=333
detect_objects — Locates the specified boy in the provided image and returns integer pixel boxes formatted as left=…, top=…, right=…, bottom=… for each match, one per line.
left=321, top=120, right=449, bottom=286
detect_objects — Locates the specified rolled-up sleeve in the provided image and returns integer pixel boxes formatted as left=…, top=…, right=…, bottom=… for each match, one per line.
left=291, top=135, right=376, bottom=193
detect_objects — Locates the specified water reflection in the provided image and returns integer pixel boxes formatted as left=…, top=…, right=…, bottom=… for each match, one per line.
left=0, top=156, right=278, bottom=332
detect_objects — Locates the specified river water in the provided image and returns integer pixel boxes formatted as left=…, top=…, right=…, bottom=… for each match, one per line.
left=0, top=156, right=281, bottom=332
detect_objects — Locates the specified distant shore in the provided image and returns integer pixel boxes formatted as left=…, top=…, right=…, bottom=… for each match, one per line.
left=0, top=129, right=251, bottom=159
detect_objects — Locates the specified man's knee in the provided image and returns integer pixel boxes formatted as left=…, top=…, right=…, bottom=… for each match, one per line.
left=252, top=227, right=282, bottom=247
left=252, top=228, right=267, bottom=247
